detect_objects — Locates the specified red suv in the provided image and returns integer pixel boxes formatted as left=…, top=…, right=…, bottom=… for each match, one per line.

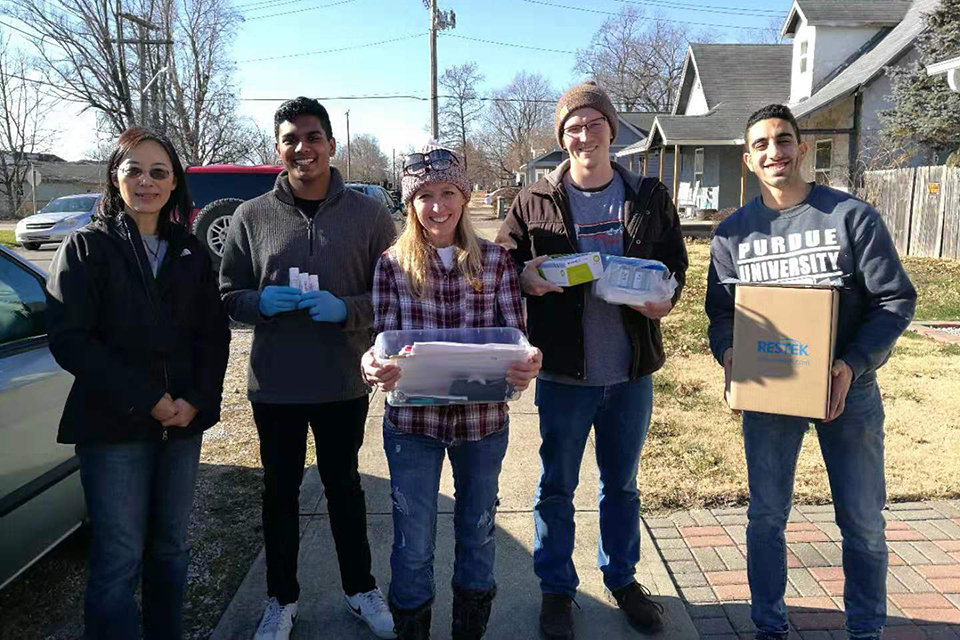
left=185, top=164, right=283, bottom=271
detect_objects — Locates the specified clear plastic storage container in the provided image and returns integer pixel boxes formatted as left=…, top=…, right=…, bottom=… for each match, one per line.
left=593, top=256, right=678, bottom=306
left=373, top=327, right=532, bottom=407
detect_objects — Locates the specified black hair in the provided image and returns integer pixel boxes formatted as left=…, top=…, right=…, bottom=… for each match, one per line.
left=744, top=104, right=803, bottom=147
left=274, top=96, right=333, bottom=140
left=98, top=127, right=190, bottom=239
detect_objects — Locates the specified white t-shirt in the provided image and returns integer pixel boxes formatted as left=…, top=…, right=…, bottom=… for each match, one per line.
left=436, top=245, right=456, bottom=270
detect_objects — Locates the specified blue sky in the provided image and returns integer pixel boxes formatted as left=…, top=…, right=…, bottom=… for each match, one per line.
left=9, top=0, right=795, bottom=160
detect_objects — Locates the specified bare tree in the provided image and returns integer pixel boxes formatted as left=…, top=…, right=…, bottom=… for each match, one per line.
left=332, top=133, right=390, bottom=184
left=0, top=37, right=55, bottom=218
left=574, top=6, right=698, bottom=112
left=236, top=120, right=280, bottom=166
left=741, top=16, right=788, bottom=45
left=8, top=0, right=252, bottom=164
left=439, top=61, right=484, bottom=172
left=160, top=0, right=248, bottom=164
left=484, top=71, right=556, bottom=184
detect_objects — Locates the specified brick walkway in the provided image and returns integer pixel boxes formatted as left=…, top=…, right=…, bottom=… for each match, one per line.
left=647, top=500, right=960, bottom=639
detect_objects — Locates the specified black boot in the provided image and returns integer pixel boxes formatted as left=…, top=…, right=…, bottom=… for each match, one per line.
left=539, top=593, right=575, bottom=640
left=391, top=600, right=432, bottom=640
left=451, top=585, right=497, bottom=640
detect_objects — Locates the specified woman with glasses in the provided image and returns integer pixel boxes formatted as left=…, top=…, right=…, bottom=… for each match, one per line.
left=361, top=144, right=542, bottom=640
left=45, top=127, right=230, bottom=640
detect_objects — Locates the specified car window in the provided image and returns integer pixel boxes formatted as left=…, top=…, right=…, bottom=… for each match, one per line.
left=185, top=172, right=279, bottom=210
left=40, top=196, right=98, bottom=214
left=0, top=255, right=46, bottom=346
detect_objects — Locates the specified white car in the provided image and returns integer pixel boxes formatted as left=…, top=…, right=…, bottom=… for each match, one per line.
left=15, top=194, right=100, bottom=250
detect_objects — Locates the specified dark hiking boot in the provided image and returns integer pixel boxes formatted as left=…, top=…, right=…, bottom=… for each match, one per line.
left=539, top=593, right=575, bottom=640
left=612, top=581, right=664, bottom=634
left=451, top=585, right=497, bottom=640
left=391, top=600, right=432, bottom=640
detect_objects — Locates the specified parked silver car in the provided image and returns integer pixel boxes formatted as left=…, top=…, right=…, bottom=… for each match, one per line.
left=0, top=245, right=85, bottom=590
left=14, top=194, right=100, bottom=250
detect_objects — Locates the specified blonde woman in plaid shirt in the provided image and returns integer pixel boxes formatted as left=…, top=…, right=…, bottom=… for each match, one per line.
left=362, top=144, right=542, bottom=640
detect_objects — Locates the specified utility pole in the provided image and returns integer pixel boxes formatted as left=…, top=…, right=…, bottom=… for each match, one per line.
left=429, top=0, right=438, bottom=140
left=425, top=0, right=455, bottom=141
left=345, top=110, right=351, bottom=181
left=114, top=13, right=173, bottom=127
left=392, top=148, right=396, bottom=189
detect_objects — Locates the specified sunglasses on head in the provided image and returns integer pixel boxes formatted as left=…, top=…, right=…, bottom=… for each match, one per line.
left=403, top=148, right=460, bottom=176
left=118, top=165, right=172, bottom=181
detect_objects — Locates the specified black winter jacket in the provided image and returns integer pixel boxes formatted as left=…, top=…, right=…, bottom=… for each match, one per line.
left=495, top=160, right=688, bottom=380
left=45, top=215, right=230, bottom=444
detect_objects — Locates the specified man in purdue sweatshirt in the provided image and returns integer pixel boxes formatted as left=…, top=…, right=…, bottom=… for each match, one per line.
left=220, top=97, right=397, bottom=640
left=705, top=104, right=916, bottom=640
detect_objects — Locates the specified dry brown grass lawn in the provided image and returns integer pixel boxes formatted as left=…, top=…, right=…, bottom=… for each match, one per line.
left=637, top=240, right=960, bottom=513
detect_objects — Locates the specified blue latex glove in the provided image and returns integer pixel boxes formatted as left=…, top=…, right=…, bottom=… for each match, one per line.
left=259, top=285, right=302, bottom=317
left=297, top=290, right=348, bottom=323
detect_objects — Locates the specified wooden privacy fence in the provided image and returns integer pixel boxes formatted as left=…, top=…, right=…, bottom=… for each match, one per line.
left=862, top=166, right=960, bottom=260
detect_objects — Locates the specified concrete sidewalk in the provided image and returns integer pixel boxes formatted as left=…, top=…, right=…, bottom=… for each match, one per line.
left=211, top=389, right=697, bottom=640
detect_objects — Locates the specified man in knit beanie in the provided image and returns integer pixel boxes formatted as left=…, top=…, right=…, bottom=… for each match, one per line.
left=496, top=82, right=688, bottom=640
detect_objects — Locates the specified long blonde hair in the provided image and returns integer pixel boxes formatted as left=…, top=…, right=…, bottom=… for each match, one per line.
left=394, top=199, right=484, bottom=298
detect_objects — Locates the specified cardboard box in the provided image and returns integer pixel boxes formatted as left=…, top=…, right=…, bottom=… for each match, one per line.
left=537, top=252, right=604, bottom=286
left=730, top=283, right=840, bottom=419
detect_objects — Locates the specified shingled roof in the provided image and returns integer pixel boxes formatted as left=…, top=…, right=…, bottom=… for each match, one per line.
left=782, top=0, right=913, bottom=36
left=792, top=0, right=936, bottom=118
left=615, top=43, right=791, bottom=153
left=619, top=112, right=662, bottom=136
left=680, top=44, right=793, bottom=114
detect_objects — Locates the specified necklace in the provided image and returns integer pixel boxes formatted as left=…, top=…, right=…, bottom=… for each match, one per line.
left=142, top=236, right=163, bottom=272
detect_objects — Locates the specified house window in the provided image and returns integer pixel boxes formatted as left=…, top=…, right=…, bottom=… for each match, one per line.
left=815, top=139, right=832, bottom=185
left=799, top=40, right=809, bottom=74
left=694, top=148, right=704, bottom=186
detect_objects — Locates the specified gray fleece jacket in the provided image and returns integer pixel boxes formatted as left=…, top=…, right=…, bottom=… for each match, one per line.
left=220, top=167, right=396, bottom=403
left=706, top=184, right=916, bottom=383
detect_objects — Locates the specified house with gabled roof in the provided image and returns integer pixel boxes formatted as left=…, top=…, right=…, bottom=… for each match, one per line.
left=786, top=0, right=940, bottom=184
left=618, top=0, right=942, bottom=212
left=617, top=43, right=793, bottom=211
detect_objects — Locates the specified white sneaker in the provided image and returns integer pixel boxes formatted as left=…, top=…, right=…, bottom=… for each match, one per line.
left=254, top=597, right=298, bottom=640
left=344, top=587, right=397, bottom=639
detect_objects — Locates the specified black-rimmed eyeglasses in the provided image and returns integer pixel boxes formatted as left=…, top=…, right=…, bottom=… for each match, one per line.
left=403, top=149, right=460, bottom=176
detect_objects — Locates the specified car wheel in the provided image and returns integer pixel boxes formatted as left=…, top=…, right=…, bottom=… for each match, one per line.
left=21, top=242, right=41, bottom=250
left=191, top=198, right=243, bottom=272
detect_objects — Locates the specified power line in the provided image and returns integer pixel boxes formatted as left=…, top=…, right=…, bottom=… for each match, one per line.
left=242, top=0, right=358, bottom=21
left=523, top=0, right=768, bottom=30
left=237, top=32, right=427, bottom=63
left=236, top=93, right=561, bottom=103
left=614, top=0, right=785, bottom=17
left=439, top=32, right=577, bottom=55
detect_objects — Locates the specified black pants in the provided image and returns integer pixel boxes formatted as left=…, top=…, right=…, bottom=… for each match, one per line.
left=252, top=396, right=376, bottom=605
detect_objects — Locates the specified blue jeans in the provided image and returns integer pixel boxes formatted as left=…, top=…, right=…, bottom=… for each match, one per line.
left=533, top=377, right=654, bottom=597
left=76, top=435, right=202, bottom=640
left=743, top=379, right=887, bottom=639
left=383, top=421, right=508, bottom=610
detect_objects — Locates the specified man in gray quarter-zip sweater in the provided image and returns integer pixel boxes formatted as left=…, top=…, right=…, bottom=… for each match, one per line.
left=220, top=97, right=397, bottom=640
left=706, top=104, right=915, bottom=640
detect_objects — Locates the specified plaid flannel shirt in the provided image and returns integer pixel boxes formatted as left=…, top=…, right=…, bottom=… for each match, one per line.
left=372, top=239, right=526, bottom=443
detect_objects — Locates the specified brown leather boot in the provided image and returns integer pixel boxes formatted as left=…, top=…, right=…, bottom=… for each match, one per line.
left=451, top=585, right=496, bottom=640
